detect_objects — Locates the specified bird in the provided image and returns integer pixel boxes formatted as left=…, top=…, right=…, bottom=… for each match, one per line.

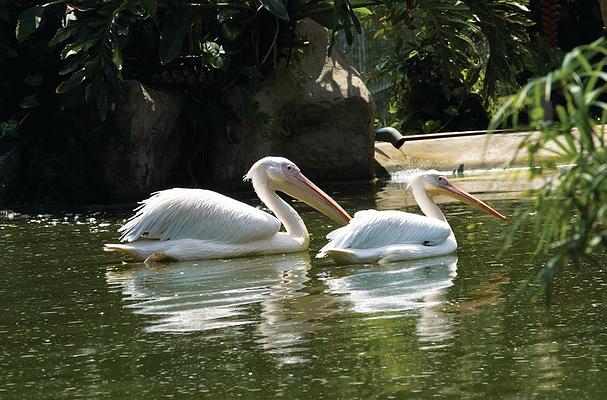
left=317, top=170, right=507, bottom=265
left=104, top=156, right=351, bottom=262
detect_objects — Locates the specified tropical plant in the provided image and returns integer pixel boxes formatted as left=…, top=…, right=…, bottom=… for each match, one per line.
left=13, top=0, right=381, bottom=123
left=490, top=37, right=607, bottom=293
left=367, top=0, right=538, bottom=134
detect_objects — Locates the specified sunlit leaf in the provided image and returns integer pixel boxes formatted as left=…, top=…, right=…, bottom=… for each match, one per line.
left=49, top=27, right=76, bottom=47
left=56, top=69, right=87, bottom=93
left=16, top=6, right=45, bottom=42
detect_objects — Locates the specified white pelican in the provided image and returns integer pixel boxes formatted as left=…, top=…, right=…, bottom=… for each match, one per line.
left=104, top=157, right=351, bottom=262
left=317, top=171, right=507, bottom=265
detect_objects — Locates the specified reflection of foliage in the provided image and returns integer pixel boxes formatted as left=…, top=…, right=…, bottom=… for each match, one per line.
left=11, top=0, right=377, bottom=126
left=491, top=38, right=607, bottom=292
left=369, top=1, right=535, bottom=134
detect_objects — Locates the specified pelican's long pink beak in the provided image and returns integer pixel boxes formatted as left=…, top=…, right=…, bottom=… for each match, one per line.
left=278, top=171, right=351, bottom=225
left=439, top=182, right=508, bottom=221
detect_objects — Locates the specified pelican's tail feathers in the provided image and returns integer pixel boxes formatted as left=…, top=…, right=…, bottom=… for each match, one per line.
left=318, top=248, right=380, bottom=265
left=104, top=243, right=146, bottom=261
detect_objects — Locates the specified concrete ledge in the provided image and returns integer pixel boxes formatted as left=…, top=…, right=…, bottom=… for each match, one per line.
left=374, top=130, right=561, bottom=176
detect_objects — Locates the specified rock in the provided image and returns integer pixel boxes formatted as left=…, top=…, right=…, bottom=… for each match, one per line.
left=100, top=80, right=187, bottom=202
left=205, top=19, right=374, bottom=185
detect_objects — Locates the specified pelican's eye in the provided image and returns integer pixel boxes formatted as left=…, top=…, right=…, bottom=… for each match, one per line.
left=282, top=163, right=299, bottom=176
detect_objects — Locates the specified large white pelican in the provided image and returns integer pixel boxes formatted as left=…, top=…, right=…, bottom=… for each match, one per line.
left=104, top=157, right=351, bottom=262
left=317, top=171, right=507, bottom=265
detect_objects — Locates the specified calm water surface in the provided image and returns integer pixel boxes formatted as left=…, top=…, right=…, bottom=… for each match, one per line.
left=2, top=172, right=607, bottom=399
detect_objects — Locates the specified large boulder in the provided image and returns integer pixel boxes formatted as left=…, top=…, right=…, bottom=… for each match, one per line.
left=15, top=80, right=188, bottom=205
left=205, top=19, right=375, bottom=185
left=99, top=80, right=188, bottom=202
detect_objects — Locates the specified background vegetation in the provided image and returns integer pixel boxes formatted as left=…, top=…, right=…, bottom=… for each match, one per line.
left=362, top=0, right=604, bottom=134
left=1, top=0, right=375, bottom=139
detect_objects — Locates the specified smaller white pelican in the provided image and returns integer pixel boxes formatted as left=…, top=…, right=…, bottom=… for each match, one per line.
left=317, top=171, right=507, bottom=265
left=104, top=157, right=351, bottom=262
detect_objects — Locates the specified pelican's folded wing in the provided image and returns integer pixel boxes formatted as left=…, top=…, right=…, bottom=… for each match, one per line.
left=118, top=188, right=281, bottom=243
left=320, top=209, right=451, bottom=253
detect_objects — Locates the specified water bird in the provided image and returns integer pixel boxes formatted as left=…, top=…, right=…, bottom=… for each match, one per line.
left=105, top=157, right=351, bottom=262
left=317, top=170, right=507, bottom=264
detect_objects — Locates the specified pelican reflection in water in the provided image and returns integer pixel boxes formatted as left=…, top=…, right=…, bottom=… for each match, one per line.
left=105, top=252, right=335, bottom=365
left=324, top=255, right=459, bottom=346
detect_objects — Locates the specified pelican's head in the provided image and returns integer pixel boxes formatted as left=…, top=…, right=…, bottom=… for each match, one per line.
left=412, top=171, right=507, bottom=221
left=245, top=157, right=351, bottom=225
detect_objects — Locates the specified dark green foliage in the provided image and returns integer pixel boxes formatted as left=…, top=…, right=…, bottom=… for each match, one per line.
left=491, top=38, right=607, bottom=290
left=0, top=1, right=59, bottom=140
left=12, top=0, right=373, bottom=123
left=368, top=0, right=534, bottom=134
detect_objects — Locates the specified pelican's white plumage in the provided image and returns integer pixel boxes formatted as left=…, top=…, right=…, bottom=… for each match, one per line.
left=105, top=157, right=351, bottom=262
left=324, top=209, right=451, bottom=249
left=318, top=171, right=507, bottom=265
left=118, top=188, right=280, bottom=243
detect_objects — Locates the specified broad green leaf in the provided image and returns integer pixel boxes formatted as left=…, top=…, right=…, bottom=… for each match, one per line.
left=61, top=38, right=97, bottom=59
left=16, top=6, right=45, bottom=42
left=159, top=12, right=190, bottom=65
left=350, top=9, right=362, bottom=34
left=353, top=7, right=372, bottom=15
left=56, top=69, right=87, bottom=93
left=59, top=52, right=87, bottom=76
left=259, top=0, right=289, bottom=21
left=49, top=27, right=76, bottom=47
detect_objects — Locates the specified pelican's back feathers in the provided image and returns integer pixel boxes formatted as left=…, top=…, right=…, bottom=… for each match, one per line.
left=118, top=188, right=281, bottom=243
left=319, top=209, right=451, bottom=255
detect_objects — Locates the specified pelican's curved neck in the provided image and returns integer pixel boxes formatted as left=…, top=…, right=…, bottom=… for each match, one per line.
left=411, top=183, right=448, bottom=223
left=252, top=178, right=308, bottom=239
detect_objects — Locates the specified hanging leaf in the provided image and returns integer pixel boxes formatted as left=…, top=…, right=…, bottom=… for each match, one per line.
left=159, top=12, right=190, bottom=65
left=259, top=0, right=289, bottom=21
left=56, top=69, right=87, bottom=93
left=19, top=95, right=40, bottom=109
left=49, top=26, right=76, bottom=47
left=58, top=52, right=86, bottom=76
left=112, top=40, right=123, bottom=71
left=60, top=38, right=97, bottom=60
left=16, top=6, right=45, bottom=42
left=350, top=8, right=362, bottom=34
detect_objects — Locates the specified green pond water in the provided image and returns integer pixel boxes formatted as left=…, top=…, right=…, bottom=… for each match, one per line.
left=1, top=172, right=607, bottom=399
